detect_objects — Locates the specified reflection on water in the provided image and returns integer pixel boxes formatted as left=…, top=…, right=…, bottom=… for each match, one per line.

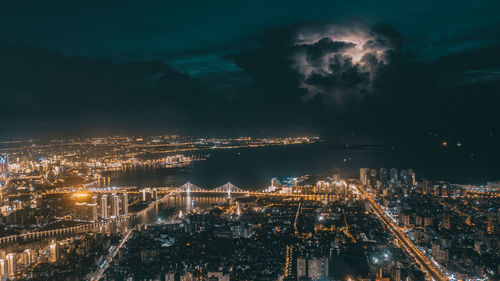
left=5, top=195, right=230, bottom=253
left=116, top=194, right=231, bottom=231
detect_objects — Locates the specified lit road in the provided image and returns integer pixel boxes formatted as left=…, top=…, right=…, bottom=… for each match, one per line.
left=353, top=184, right=449, bottom=281
left=89, top=228, right=134, bottom=281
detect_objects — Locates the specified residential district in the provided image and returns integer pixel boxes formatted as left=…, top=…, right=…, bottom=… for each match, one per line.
left=0, top=136, right=498, bottom=281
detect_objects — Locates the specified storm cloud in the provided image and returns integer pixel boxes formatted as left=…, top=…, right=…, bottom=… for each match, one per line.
left=291, top=23, right=402, bottom=103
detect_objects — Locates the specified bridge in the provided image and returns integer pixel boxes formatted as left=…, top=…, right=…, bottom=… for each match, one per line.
left=176, top=181, right=247, bottom=196
left=0, top=190, right=179, bottom=245
left=41, top=182, right=340, bottom=201
left=3, top=183, right=340, bottom=245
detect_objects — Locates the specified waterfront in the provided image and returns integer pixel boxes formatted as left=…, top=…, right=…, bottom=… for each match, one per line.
left=109, top=142, right=499, bottom=188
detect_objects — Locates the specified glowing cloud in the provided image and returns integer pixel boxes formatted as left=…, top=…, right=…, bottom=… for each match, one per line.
left=291, top=23, right=401, bottom=103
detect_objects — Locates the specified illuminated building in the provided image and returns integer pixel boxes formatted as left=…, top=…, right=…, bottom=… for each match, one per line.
left=6, top=253, right=15, bottom=277
left=284, top=245, right=294, bottom=278
left=271, top=178, right=280, bottom=187
left=49, top=241, right=60, bottom=263
left=111, top=194, right=120, bottom=217
left=360, top=168, right=369, bottom=185
left=297, top=257, right=306, bottom=279
left=75, top=202, right=87, bottom=220
left=315, top=181, right=331, bottom=193
left=151, top=188, right=158, bottom=200
left=308, top=257, right=328, bottom=280
left=0, top=259, right=6, bottom=278
left=141, top=189, right=147, bottom=201
left=22, top=249, right=33, bottom=265
left=207, top=272, right=229, bottom=281
left=100, top=195, right=108, bottom=219
left=0, top=156, right=7, bottom=175
left=122, top=193, right=128, bottom=215
left=400, top=169, right=409, bottom=184
left=87, top=195, right=98, bottom=221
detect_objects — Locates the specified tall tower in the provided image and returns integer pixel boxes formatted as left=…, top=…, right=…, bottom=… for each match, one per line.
left=111, top=194, right=120, bottom=218
left=49, top=241, right=60, bottom=263
left=360, top=168, right=369, bottom=185
left=89, top=195, right=98, bottom=221
left=6, top=253, right=16, bottom=277
left=0, top=259, right=6, bottom=278
left=100, top=195, right=108, bottom=219
left=151, top=188, right=158, bottom=201
left=122, top=193, right=128, bottom=215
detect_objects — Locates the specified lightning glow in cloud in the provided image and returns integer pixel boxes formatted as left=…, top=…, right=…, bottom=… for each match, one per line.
left=292, top=23, right=399, bottom=103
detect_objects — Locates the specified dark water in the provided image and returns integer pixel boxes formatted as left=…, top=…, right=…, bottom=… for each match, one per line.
left=111, top=143, right=499, bottom=189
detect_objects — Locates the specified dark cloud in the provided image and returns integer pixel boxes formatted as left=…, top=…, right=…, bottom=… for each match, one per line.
left=230, top=21, right=500, bottom=146
left=0, top=38, right=224, bottom=136
left=291, top=22, right=403, bottom=103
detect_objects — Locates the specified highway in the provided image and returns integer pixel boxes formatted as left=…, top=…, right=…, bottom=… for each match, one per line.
left=89, top=228, right=134, bottom=281
left=353, top=184, right=449, bottom=281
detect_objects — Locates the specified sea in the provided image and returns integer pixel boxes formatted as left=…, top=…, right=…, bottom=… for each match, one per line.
left=109, top=142, right=499, bottom=189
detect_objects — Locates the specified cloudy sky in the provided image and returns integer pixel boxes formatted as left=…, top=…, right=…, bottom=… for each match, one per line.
left=1, top=0, right=499, bottom=147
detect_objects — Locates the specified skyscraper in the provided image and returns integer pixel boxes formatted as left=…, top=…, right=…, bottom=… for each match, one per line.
left=6, top=253, right=16, bottom=277
left=308, top=257, right=328, bottom=280
left=22, top=249, right=33, bottom=265
left=122, top=193, right=128, bottom=215
left=100, top=195, right=108, bottom=219
left=0, top=259, right=6, bottom=278
left=297, top=257, right=307, bottom=279
left=89, top=195, right=98, bottom=221
left=360, top=168, right=369, bottom=185
left=111, top=194, right=120, bottom=218
left=49, top=241, right=60, bottom=263
left=151, top=188, right=158, bottom=201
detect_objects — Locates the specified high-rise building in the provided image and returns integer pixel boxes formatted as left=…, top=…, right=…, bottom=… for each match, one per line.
left=122, top=193, right=128, bottom=215
left=271, top=178, right=280, bottom=187
left=315, top=181, right=331, bottom=193
left=0, top=259, right=6, bottom=278
left=100, top=195, right=108, bottom=219
left=308, top=257, right=328, bottom=280
left=360, top=168, right=369, bottom=185
left=141, top=189, right=148, bottom=201
left=400, top=170, right=409, bottom=184
left=89, top=195, right=98, bottom=221
left=6, top=253, right=16, bottom=277
left=151, top=188, right=158, bottom=201
left=22, top=249, right=33, bottom=265
left=390, top=168, right=398, bottom=182
left=75, top=202, right=88, bottom=220
left=284, top=245, right=294, bottom=279
left=111, top=194, right=120, bottom=218
left=297, top=257, right=307, bottom=279
left=379, top=168, right=388, bottom=183
left=49, top=241, right=60, bottom=263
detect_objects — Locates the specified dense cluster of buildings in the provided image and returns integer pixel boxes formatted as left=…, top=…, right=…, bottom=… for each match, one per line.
left=359, top=167, right=499, bottom=280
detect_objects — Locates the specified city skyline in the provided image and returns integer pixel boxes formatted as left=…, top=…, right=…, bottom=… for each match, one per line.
left=0, top=1, right=499, bottom=281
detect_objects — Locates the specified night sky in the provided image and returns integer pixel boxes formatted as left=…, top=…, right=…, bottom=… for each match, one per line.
left=1, top=0, right=500, bottom=147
